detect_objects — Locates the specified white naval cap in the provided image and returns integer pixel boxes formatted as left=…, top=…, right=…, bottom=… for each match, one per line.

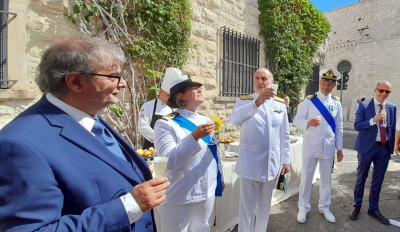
left=161, top=67, right=182, bottom=93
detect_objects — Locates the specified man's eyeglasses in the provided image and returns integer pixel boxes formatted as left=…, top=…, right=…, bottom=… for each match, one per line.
left=84, top=73, right=123, bottom=85
left=376, top=89, right=391, bottom=94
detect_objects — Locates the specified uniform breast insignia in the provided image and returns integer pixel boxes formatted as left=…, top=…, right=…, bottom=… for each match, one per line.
left=273, top=96, right=285, bottom=104
left=239, top=95, right=254, bottom=100
left=306, top=93, right=317, bottom=100
left=162, top=112, right=179, bottom=121
left=273, top=107, right=284, bottom=113
left=331, top=95, right=340, bottom=101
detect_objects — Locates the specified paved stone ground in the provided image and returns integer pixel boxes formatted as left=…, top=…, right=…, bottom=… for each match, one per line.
left=231, top=121, right=400, bottom=231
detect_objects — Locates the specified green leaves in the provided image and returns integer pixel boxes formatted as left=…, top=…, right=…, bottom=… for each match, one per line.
left=258, top=0, right=330, bottom=106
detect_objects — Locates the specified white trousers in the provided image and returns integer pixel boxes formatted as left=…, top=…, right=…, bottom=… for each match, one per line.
left=238, top=176, right=276, bottom=232
left=298, top=156, right=333, bottom=213
left=156, top=195, right=215, bottom=232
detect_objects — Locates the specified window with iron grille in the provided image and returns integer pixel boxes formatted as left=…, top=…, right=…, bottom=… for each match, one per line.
left=0, top=0, right=9, bottom=89
left=221, top=27, right=261, bottom=97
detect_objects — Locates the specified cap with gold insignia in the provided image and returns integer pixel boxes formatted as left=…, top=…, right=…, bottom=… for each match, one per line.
left=168, top=68, right=203, bottom=96
left=320, top=69, right=341, bottom=83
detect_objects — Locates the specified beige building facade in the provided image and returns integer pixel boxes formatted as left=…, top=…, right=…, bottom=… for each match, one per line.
left=321, top=0, right=400, bottom=121
left=1, top=0, right=265, bottom=139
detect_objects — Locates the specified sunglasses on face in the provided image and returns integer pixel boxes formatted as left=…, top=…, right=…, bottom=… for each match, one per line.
left=376, top=89, right=391, bottom=94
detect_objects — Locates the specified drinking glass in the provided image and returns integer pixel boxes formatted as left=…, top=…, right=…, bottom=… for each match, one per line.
left=381, top=109, right=387, bottom=127
left=270, top=83, right=279, bottom=94
left=316, top=115, right=322, bottom=122
left=153, top=156, right=168, bottom=178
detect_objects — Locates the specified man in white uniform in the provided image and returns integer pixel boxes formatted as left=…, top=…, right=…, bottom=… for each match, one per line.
left=138, top=68, right=176, bottom=149
left=293, top=69, right=344, bottom=224
left=229, top=68, right=290, bottom=232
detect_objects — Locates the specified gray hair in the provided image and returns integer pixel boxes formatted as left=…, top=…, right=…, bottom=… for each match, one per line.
left=36, top=36, right=126, bottom=96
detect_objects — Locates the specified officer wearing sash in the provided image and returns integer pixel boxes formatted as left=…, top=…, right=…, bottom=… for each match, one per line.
left=138, top=68, right=176, bottom=149
left=230, top=68, right=291, bottom=232
left=293, top=69, right=344, bottom=224
left=153, top=69, right=224, bottom=232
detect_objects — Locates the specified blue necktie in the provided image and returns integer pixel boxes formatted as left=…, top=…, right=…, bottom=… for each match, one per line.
left=92, top=120, right=127, bottom=161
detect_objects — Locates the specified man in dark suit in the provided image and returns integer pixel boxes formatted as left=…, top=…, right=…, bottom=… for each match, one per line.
left=350, top=81, right=396, bottom=225
left=0, top=37, right=169, bottom=231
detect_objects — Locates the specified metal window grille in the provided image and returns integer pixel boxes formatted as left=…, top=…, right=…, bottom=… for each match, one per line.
left=1, top=0, right=10, bottom=89
left=221, top=27, right=261, bottom=97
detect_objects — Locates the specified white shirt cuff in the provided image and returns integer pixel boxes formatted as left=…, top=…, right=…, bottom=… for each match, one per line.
left=370, top=118, right=376, bottom=126
left=120, top=193, right=143, bottom=224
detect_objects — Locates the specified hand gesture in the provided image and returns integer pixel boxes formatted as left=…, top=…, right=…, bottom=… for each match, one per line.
left=280, top=164, right=290, bottom=175
left=373, top=113, right=386, bottom=123
left=255, top=87, right=275, bottom=106
left=192, top=122, right=215, bottom=141
left=337, top=150, right=344, bottom=162
left=307, top=119, right=321, bottom=127
left=130, top=177, right=170, bottom=212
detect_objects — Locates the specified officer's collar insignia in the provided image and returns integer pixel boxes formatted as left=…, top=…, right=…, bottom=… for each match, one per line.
left=162, top=112, right=179, bottom=121
left=239, top=95, right=254, bottom=100
left=273, top=96, right=285, bottom=103
left=307, top=93, right=317, bottom=99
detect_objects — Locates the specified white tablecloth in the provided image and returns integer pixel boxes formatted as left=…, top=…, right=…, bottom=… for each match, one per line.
left=211, top=137, right=320, bottom=232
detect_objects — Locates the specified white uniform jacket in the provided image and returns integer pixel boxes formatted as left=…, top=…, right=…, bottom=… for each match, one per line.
left=154, top=109, right=224, bottom=204
left=138, top=98, right=173, bottom=143
left=293, top=91, right=343, bottom=159
left=230, top=93, right=291, bottom=182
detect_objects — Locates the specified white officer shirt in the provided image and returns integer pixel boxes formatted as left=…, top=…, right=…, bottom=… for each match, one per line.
left=154, top=109, right=223, bottom=204
left=293, top=91, right=343, bottom=159
left=230, top=93, right=291, bottom=182
left=138, top=98, right=173, bottom=143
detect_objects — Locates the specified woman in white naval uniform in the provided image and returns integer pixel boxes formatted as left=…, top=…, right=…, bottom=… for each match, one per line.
left=230, top=68, right=290, bottom=232
left=154, top=70, right=224, bottom=232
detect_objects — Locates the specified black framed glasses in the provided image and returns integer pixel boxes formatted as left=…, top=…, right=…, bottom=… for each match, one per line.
left=85, top=73, right=123, bottom=85
left=376, top=89, right=391, bottom=94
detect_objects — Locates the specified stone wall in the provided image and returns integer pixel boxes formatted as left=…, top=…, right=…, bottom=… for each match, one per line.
left=1, top=0, right=78, bottom=128
left=186, top=0, right=265, bottom=138
left=2, top=0, right=265, bottom=140
left=322, top=0, right=400, bottom=121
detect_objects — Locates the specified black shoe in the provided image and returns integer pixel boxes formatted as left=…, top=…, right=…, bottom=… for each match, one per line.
left=349, top=207, right=360, bottom=220
left=368, top=210, right=390, bottom=225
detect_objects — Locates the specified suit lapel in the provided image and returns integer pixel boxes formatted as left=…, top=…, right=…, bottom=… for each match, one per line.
left=39, top=97, right=144, bottom=183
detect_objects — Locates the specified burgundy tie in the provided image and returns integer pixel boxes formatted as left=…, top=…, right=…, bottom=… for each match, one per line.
left=378, top=104, right=386, bottom=144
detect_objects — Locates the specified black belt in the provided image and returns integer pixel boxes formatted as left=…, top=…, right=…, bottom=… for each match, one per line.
left=374, top=141, right=385, bottom=146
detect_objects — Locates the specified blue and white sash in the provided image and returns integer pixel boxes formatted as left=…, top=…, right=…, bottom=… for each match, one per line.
left=310, top=97, right=336, bottom=134
left=172, top=115, right=223, bottom=197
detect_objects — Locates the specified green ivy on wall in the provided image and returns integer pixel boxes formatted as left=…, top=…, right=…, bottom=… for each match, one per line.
left=64, top=0, right=192, bottom=147
left=258, top=0, right=330, bottom=106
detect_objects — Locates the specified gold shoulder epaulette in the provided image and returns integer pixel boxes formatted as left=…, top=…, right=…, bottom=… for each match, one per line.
left=306, top=93, right=317, bottom=100
left=162, top=112, right=179, bottom=121
left=331, top=95, right=340, bottom=101
left=239, top=95, right=254, bottom=100
left=273, top=96, right=285, bottom=103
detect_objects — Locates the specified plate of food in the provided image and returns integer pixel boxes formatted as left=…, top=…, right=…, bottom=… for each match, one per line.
left=136, top=147, right=157, bottom=160
left=218, top=137, right=235, bottom=143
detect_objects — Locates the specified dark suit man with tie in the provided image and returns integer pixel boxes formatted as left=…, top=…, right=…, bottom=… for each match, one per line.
left=0, top=37, right=169, bottom=231
left=350, top=81, right=396, bottom=225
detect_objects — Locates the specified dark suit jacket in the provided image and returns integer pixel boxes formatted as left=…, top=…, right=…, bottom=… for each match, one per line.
left=0, top=96, right=155, bottom=231
left=354, top=98, right=396, bottom=154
